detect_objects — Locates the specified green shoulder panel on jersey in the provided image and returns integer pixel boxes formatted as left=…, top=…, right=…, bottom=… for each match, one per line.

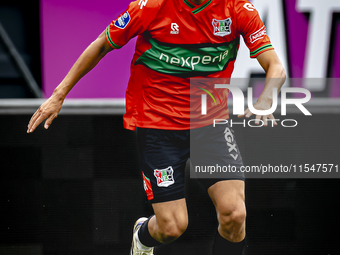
left=135, top=37, right=240, bottom=77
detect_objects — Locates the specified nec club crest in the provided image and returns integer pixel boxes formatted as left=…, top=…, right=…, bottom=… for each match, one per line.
left=154, top=166, right=175, bottom=187
left=212, top=18, right=232, bottom=37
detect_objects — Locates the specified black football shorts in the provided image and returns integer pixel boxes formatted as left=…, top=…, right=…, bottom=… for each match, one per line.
left=137, top=123, right=244, bottom=203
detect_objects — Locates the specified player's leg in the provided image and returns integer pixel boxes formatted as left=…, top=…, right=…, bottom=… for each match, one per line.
left=131, top=199, right=188, bottom=254
left=131, top=128, right=190, bottom=255
left=191, top=123, right=246, bottom=254
left=148, top=198, right=188, bottom=243
left=208, top=180, right=246, bottom=255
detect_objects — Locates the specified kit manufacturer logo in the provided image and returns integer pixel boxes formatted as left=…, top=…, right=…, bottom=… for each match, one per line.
left=171, top=23, right=179, bottom=34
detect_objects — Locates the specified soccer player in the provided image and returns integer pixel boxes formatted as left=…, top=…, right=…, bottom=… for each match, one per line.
left=27, top=0, right=286, bottom=254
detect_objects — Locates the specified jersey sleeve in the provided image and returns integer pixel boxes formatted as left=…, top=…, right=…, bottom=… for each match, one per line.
left=105, top=0, right=160, bottom=49
left=234, top=0, right=274, bottom=58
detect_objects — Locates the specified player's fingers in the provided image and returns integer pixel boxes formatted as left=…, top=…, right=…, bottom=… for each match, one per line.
left=238, top=109, right=247, bottom=118
left=263, top=116, right=268, bottom=126
left=268, top=114, right=278, bottom=126
left=44, top=113, right=58, bottom=129
left=254, top=114, right=261, bottom=125
left=28, top=105, right=54, bottom=133
left=28, top=113, right=50, bottom=133
left=238, top=108, right=253, bottom=118
left=237, top=110, right=246, bottom=118
left=28, top=109, right=40, bottom=129
left=27, top=110, right=42, bottom=133
left=245, top=109, right=253, bottom=118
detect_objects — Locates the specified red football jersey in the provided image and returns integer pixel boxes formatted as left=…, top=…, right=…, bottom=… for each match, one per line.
left=106, top=0, right=274, bottom=130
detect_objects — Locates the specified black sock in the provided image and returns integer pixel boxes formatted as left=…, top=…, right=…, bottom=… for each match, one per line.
left=212, top=231, right=245, bottom=255
left=138, top=216, right=163, bottom=248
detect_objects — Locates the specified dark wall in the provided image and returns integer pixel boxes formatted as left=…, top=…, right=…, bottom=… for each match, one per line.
left=0, top=113, right=339, bottom=255
left=0, top=1, right=41, bottom=98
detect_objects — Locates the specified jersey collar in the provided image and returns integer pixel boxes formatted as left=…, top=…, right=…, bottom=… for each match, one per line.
left=182, top=0, right=213, bottom=14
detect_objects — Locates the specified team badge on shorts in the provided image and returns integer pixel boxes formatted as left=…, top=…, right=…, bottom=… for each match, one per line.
left=154, top=166, right=175, bottom=187
left=212, top=18, right=232, bottom=37
left=114, top=11, right=131, bottom=29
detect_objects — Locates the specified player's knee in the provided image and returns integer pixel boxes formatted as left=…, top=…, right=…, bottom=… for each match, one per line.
left=218, top=206, right=246, bottom=242
left=158, top=217, right=188, bottom=243
left=218, top=203, right=246, bottom=231
left=230, top=208, right=246, bottom=226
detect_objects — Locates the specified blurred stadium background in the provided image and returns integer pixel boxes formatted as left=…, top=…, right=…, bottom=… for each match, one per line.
left=1, top=0, right=340, bottom=255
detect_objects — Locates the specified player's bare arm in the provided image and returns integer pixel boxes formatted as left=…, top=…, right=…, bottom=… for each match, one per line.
left=238, top=50, right=286, bottom=126
left=27, top=30, right=113, bottom=133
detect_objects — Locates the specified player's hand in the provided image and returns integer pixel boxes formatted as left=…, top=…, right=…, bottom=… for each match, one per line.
left=237, top=98, right=277, bottom=127
left=27, top=95, right=64, bottom=133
